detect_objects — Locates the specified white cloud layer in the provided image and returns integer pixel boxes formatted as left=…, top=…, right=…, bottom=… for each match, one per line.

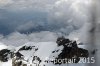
left=0, top=31, right=58, bottom=46
left=0, top=0, right=93, bottom=46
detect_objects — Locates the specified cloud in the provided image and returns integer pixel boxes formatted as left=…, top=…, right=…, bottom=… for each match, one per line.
left=0, top=0, right=93, bottom=46
left=0, top=0, right=57, bottom=11
left=0, top=0, right=92, bottom=28
left=17, top=21, right=36, bottom=31
left=0, top=0, right=13, bottom=7
left=0, top=31, right=58, bottom=46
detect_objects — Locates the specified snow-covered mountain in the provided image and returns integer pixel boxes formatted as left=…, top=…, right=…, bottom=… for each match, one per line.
left=0, top=37, right=89, bottom=66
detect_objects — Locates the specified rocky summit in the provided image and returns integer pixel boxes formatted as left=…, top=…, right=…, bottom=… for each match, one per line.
left=0, top=37, right=89, bottom=66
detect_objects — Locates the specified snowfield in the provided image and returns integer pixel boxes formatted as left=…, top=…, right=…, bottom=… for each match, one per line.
left=0, top=60, right=12, bottom=66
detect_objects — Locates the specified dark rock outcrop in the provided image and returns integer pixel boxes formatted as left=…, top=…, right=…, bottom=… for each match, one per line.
left=18, top=46, right=33, bottom=51
left=0, top=49, right=13, bottom=62
left=55, top=37, right=89, bottom=64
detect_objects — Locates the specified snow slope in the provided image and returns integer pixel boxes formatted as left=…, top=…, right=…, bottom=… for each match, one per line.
left=0, top=40, right=88, bottom=66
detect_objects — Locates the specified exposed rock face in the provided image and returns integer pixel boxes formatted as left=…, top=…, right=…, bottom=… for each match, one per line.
left=18, top=46, right=33, bottom=51
left=56, top=36, right=71, bottom=46
left=12, top=44, right=39, bottom=66
left=15, top=52, right=24, bottom=59
left=12, top=58, right=27, bottom=66
left=55, top=37, right=89, bottom=64
left=0, top=49, right=13, bottom=62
